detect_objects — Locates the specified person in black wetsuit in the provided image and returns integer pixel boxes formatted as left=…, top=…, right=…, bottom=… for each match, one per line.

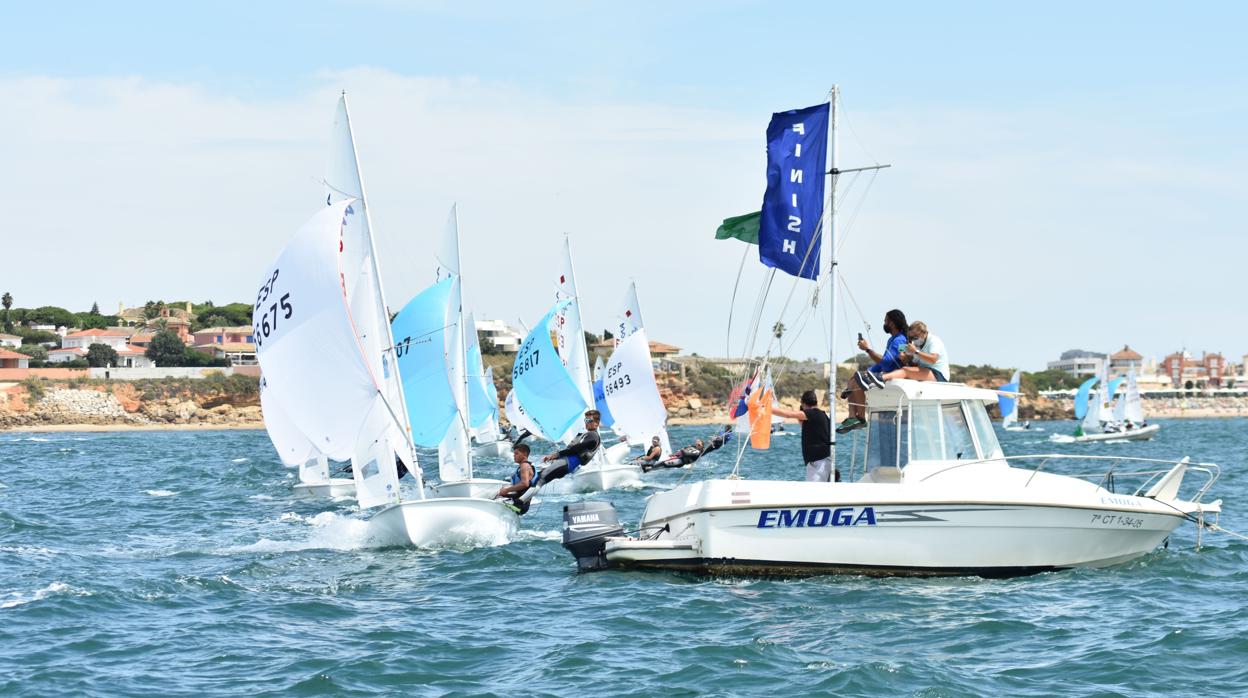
left=518, top=410, right=603, bottom=502
left=648, top=439, right=705, bottom=471
left=770, top=390, right=837, bottom=482
left=699, top=427, right=733, bottom=456
left=494, top=443, right=535, bottom=515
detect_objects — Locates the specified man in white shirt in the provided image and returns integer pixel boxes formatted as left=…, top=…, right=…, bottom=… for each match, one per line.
left=872, top=320, right=949, bottom=383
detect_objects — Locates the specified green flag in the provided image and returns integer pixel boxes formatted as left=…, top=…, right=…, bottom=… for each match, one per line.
left=715, top=211, right=760, bottom=244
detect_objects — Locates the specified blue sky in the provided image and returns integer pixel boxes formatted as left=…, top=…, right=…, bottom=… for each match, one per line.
left=2, top=1, right=1245, bottom=370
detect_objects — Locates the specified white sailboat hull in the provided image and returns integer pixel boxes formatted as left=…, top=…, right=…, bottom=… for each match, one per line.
left=540, top=460, right=643, bottom=495
left=427, top=478, right=509, bottom=500
left=1073, top=424, right=1161, bottom=443
left=604, top=473, right=1198, bottom=576
left=366, top=497, right=519, bottom=548
left=292, top=478, right=356, bottom=498
left=472, top=441, right=512, bottom=460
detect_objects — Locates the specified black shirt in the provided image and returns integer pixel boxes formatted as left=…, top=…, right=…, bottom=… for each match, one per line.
left=555, top=430, right=602, bottom=462
left=800, top=407, right=832, bottom=463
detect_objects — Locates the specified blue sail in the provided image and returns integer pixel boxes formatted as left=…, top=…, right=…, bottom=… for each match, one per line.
left=1073, top=376, right=1099, bottom=419
left=1107, top=376, right=1126, bottom=402
left=465, top=340, right=493, bottom=429
left=391, top=278, right=458, bottom=447
left=513, top=301, right=589, bottom=441
left=592, top=377, right=616, bottom=428
left=997, top=381, right=1019, bottom=421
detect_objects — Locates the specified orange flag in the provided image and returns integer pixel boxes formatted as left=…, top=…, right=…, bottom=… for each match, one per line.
left=747, top=382, right=772, bottom=450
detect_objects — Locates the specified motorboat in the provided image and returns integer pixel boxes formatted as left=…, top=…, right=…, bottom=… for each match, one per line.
left=563, top=380, right=1221, bottom=576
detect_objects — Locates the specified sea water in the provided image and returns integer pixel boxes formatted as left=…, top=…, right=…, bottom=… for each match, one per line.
left=1, top=421, right=1245, bottom=696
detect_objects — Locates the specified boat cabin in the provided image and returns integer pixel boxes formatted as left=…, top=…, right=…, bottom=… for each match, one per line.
left=856, top=380, right=1005, bottom=483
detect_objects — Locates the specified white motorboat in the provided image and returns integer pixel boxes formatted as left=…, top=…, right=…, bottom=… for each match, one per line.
left=564, top=380, right=1220, bottom=576
left=1066, top=423, right=1161, bottom=443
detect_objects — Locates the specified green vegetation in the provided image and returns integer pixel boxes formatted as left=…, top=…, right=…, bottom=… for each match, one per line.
left=2, top=292, right=11, bottom=331
left=21, top=376, right=45, bottom=401
left=181, top=301, right=255, bottom=332
left=86, top=343, right=119, bottom=368
left=1024, top=369, right=1086, bottom=392
left=143, top=329, right=228, bottom=368
left=478, top=330, right=504, bottom=356
left=131, top=373, right=259, bottom=402
left=15, top=345, right=47, bottom=361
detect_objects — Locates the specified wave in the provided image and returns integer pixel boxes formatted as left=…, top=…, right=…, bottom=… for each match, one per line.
left=145, top=489, right=177, bottom=497
left=1, top=582, right=90, bottom=609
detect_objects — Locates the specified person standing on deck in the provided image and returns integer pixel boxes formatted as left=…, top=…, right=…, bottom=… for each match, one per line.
left=771, top=390, right=838, bottom=482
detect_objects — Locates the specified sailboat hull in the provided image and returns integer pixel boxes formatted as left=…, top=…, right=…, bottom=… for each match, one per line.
left=427, top=478, right=509, bottom=500
left=1072, top=424, right=1161, bottom=443
left=539, top=460, right=643, bottom=495
left=366, top=497, right=519, bottom=548
left=292, top=478, right=356, bottom=498
left=472, top=441, right=513, bottom=460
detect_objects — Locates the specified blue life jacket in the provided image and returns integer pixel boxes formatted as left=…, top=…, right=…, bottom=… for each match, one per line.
left=511, top=462, right=535, bottom=487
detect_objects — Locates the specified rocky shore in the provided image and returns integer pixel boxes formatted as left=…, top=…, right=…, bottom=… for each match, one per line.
left=0, top=382, right=263, bottom=431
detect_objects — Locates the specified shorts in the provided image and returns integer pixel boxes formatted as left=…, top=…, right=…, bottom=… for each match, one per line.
left=930, top=368, right=947, bottom=382
left=806, top=457, right=834, bottom=482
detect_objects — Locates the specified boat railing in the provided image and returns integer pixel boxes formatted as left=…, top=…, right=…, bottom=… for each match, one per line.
left=919, top=454, right=1221, bottom=502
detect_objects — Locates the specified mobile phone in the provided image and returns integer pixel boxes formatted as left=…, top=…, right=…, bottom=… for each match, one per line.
left=857, top=333, right=863, bottom=341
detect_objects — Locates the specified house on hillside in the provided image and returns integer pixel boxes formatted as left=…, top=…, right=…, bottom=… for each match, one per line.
left=590, top=338, right=682, bottom=370
left=0, top=348, right=30, bottom=369
left=48, top=328, right=154, bottom=367
left=191, top=326, right=256, bottom=365
left=0, top=333, right=20, bottom=348
left=475, top=319, right=523, bottom=353
left=117, top=301, right=195, bottom=340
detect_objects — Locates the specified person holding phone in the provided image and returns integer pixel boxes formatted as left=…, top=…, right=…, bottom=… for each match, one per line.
left=877, top=321, right=949, bottom=383
left=836, top=309, right=910, bottom=433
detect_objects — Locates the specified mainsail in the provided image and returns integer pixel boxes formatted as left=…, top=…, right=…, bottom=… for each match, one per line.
left=512, top=300, right=588, bottom=441
left=602, top=328, right=669, bottom=454
left=998, top=369, right=1021, bottom=427
left=391, top=278, right=459, bottom=447
left=553, top=238, right=595, bottom=442
left=463, top=311, right=496, bottom=434
left=253, top=201, right=402, bottom=508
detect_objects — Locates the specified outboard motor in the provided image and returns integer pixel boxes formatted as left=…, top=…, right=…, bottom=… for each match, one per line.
left=561, top=501, right=624, bottom=572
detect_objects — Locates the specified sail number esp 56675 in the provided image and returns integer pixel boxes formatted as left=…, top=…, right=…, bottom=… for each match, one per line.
left=253, top=268, right=293, bottom=348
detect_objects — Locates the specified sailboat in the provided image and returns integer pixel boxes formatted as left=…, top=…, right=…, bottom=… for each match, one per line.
left=256, top=95, right=517, bottom=546
left=393, top=205, right=508, bottom=500
left=464, top=314, right=511, bottom=460
left=558, top=87, right=1218, bottom=576
left=603, top=282, right=672, bottom=456
left=1071, top=368, right=1159, bottom=442
left=997, top=369, right=1033, bottom=432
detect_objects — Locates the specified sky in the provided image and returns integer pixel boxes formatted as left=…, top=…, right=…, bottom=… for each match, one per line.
left=2, top=1, right=1245, bottom=370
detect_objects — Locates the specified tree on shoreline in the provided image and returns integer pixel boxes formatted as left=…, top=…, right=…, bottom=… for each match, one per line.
left=86, top=343, right=119, bottom=368
left=2, top=291, right=11, bottom=331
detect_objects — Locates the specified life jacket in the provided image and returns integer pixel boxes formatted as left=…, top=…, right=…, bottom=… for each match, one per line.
left=510, top=461, right=535, bottom=487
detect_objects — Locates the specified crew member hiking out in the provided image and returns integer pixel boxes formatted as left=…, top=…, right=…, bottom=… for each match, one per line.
left=494, top=443, right=535, bottom=515
left=771, top=390, right=837, bottom=482
left=518, top=410, right=603, bottom=502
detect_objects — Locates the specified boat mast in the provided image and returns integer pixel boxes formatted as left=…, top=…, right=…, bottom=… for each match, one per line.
left=340, top=93, right=425, bottom=496
left=825, top=86, right=839, bottom=464
left=446, top=204, right=475, bottom=472
left=565, top=235, right=595, bottom=406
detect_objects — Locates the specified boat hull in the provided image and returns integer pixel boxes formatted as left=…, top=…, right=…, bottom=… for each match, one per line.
left=366, top=497, right=519, bottom=548
left=472, top=441, right=512, bottom=460
left=427, top=478, right=509, bottom=500
left=292, top=478, right=356, bottom=498
left=1073, top=424, right=1161, bottom=443
left=540, top=460, right=642, bottom=495
left=605, top=478, right=1187, bottom=577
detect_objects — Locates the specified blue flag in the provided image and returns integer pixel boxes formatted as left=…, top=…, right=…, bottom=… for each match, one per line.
left=759, top=102, right=829, bottom=280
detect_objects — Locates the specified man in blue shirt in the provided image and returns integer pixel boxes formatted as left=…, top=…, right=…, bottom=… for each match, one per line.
left=837, top=309, right=909, bottom=434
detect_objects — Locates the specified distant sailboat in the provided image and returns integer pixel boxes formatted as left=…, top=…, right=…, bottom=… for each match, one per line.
left=1069, top=365, right=1158, bottom=442
left=998, top=369, right=1031, bottom=432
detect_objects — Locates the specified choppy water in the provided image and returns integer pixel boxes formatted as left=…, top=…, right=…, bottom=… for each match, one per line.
left=1, top=420, right=1245, bottom=696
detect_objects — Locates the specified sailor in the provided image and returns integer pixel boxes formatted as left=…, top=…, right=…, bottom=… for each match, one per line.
left=771, top=389, right=838, bottom=482
left=632, top=436, right=663, bottom=466
left=494, top=443, right=535, bottom=515
left=518, top=410, right=603, bottom=502
left=646, top=439, right=704, bottom=471
left=699, top=427, right=733, bottom=456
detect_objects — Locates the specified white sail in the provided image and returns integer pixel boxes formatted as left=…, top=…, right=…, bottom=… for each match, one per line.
left=1081, top=389, right=1103, bottom=433
left=505, top=388, right=543, bottom=438
left=253, top=201, right=401, bottom=506
left=325, top=94, right=413, bottom=484
left=1111, top=384, right=1127, bottom=422
left=554, top=237, right=594, bottom=442
left=1124, top=369, right=1145, bottom=423
left=476, top=365, right=502, bottom=443
left=435, top=206, right=473, bottom=483
left=593, top=355, right=605, bottom=381
left=616, top=280, right=645, bottom=343
left=463, top=311, right=496, bottom=434
left=603, top=328, right=670, bottom=454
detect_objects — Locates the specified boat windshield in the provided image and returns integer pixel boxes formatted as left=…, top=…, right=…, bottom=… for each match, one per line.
left=965, top=399, right=1004, bottom=459
left=941, top=403, right=976, bottom=460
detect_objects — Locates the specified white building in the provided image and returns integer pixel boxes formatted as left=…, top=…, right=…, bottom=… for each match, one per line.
left=48, top=328, right=155, bottom=367
left=0, top=333, right=20, bottom=348
left=475, top=318, right=523, bottom=353
left=1046, top=349, right=1107, bottom=378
